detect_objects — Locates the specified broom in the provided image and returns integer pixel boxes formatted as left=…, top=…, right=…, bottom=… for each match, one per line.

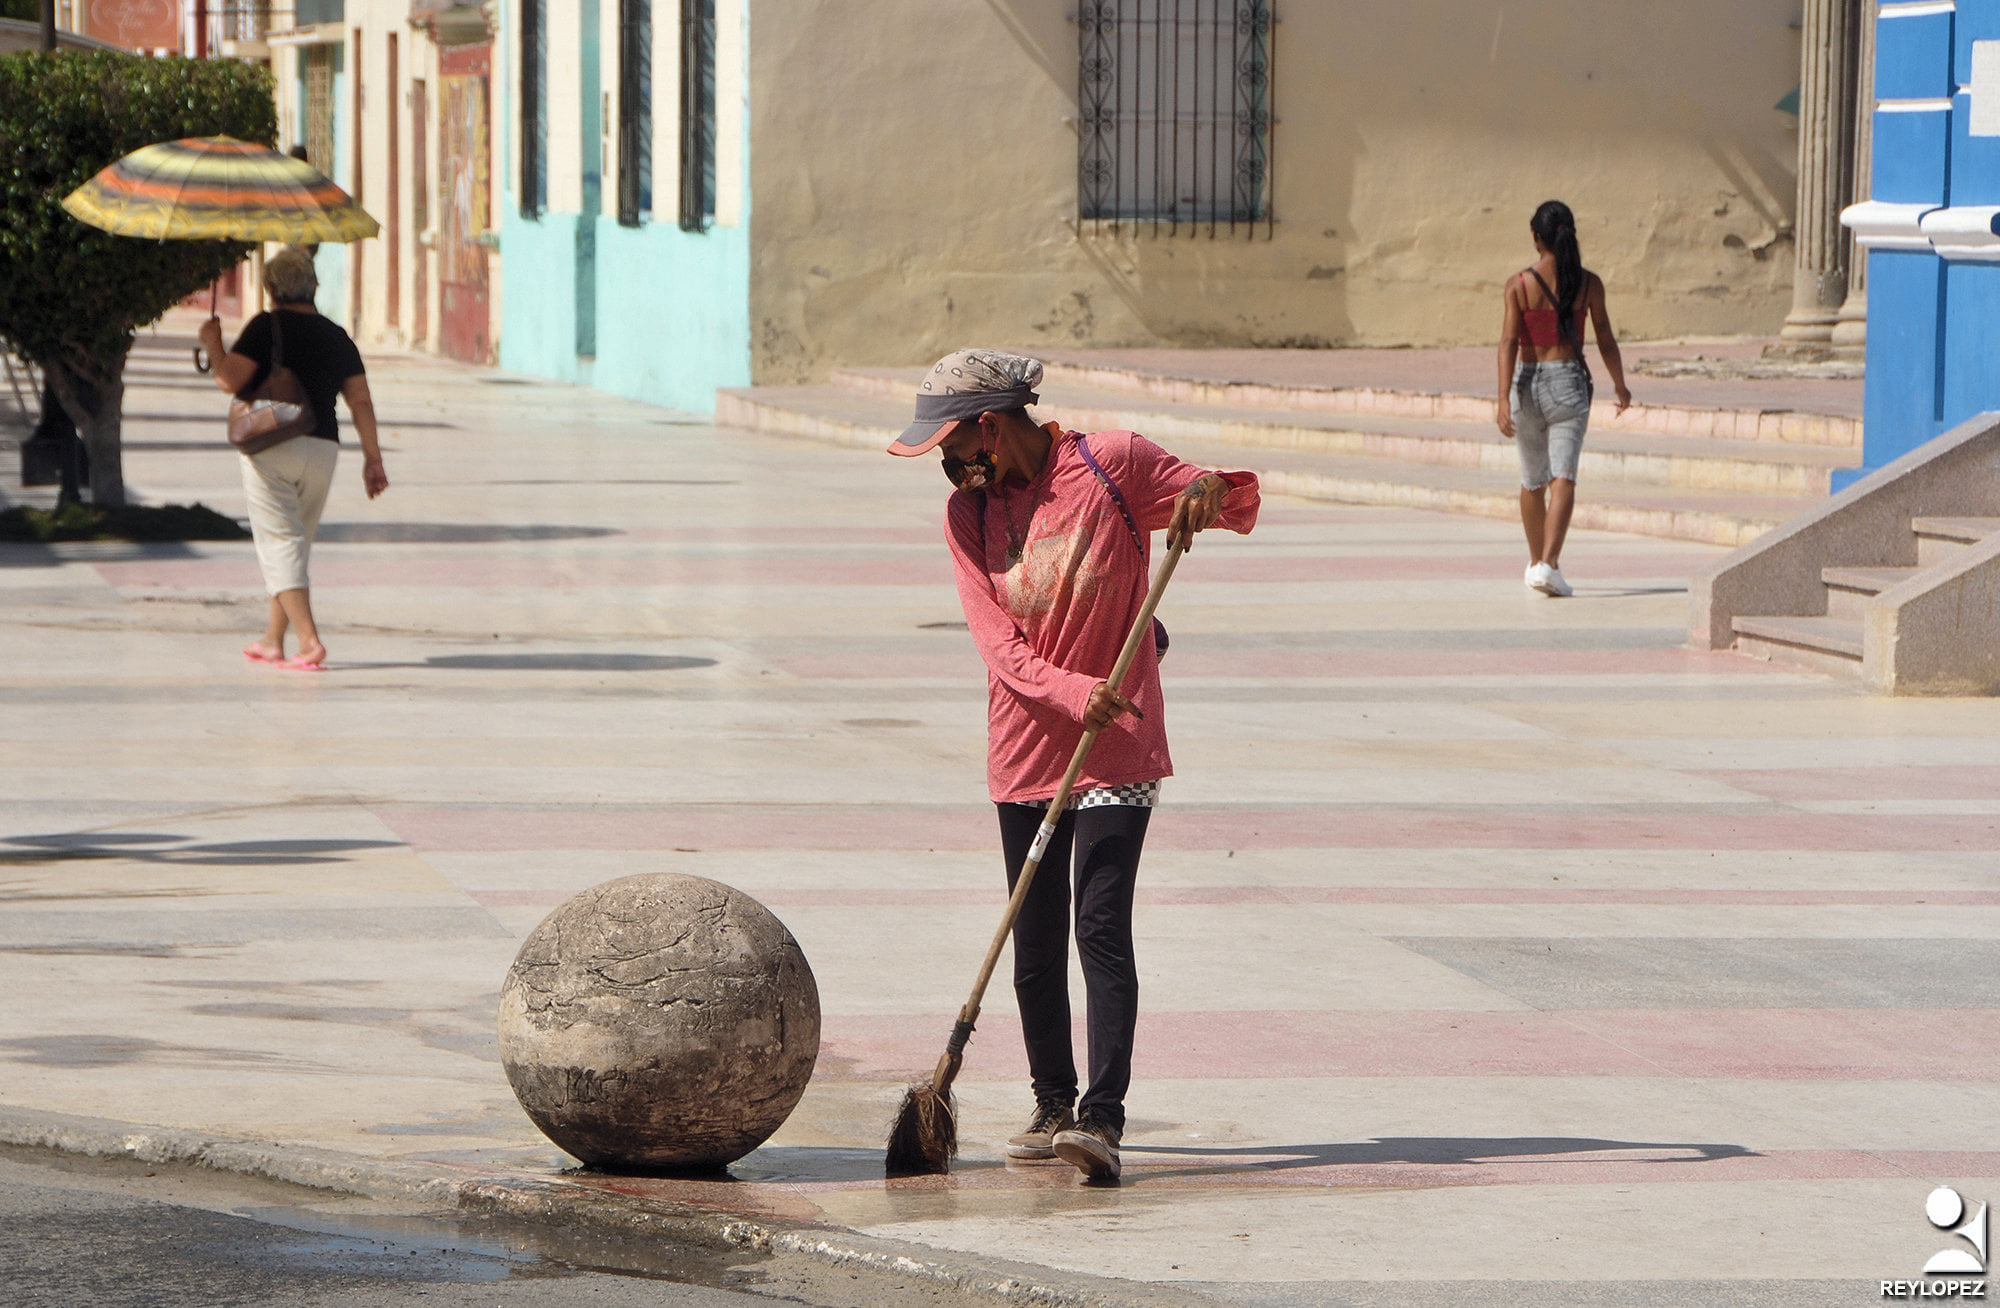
left=885, top=533, right=1189, bottom=1175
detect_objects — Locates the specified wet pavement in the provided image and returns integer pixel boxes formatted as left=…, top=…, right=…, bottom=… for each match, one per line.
left=0, top=317, right=1994, bottom=1305
left=0, top=1147, right=772, bottom=1307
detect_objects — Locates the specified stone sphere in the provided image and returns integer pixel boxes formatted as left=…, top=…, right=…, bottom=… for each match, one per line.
left=498, top=874, right=820, bottom=1172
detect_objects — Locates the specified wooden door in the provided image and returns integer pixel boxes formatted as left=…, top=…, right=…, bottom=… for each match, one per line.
left=438, top=42, right=492, bottom=363
left=386, top=32, right=400, bottom=330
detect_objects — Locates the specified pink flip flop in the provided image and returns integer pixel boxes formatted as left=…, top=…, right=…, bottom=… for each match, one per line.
left=243, top=645, right=281, bottom=664
left=285, top=658, right=327, bottom=673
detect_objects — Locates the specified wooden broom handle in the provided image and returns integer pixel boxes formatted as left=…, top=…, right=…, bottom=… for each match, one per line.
left=954, top=537, right=1187, bottom=1030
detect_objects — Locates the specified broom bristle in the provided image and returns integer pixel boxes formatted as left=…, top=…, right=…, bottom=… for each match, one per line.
left=884, top=1081, right=956, bottom=1175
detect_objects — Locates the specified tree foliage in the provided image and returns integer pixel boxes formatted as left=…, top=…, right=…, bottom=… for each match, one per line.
left=0, top=52, right=276, bottom=503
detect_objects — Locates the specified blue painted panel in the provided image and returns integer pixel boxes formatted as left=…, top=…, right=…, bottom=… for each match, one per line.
left=1877, top=8, right=1957, bottom=99
left=317, top=51, right=349, bottom=329
left=590, top=217, right=753, bottom=414
left=1874, top=107, right=1954, bottom=202
left=1939, top=260, right=2000, bottom=429
left=1862, top=250, right=1948, bottom=471
left=577, top=0, right=601, bottom=360
left=1950, top=91, right=2000, bottom=203
left=1953, top=0, right=2000, bottom=83
left=499, top=212, right=587, bottom=384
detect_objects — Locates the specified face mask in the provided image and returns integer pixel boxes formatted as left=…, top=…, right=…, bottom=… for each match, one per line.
left=941, top=448, right=996, bottom=491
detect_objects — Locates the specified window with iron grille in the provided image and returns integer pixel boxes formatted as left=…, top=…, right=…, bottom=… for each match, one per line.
left=520, top=0, right=546, bottom=218
left=678, top=0, right=716, bottom=233
left=618, top=0, right=652, bottom=225
left=516, top=0, right=548, bottom=218
left=1077, top=0, right=1274, bottom=236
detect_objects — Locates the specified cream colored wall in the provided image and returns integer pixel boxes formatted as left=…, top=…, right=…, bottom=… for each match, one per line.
left=747, top=0, right=1803, bottom=382
left=300, top=4, right=491, bottom=357
left=545, top=5, right=584, bottom=213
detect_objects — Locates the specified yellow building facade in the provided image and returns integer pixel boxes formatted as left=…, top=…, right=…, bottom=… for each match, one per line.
left=747, top=0, right=1806, bottom=382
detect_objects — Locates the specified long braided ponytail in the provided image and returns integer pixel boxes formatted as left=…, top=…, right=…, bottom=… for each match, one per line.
left=1529, top=200, right=1586, bottom=366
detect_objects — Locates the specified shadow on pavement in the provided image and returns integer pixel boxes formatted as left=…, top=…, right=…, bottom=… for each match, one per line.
left=314, top=522, right=621, bottom=542
left=330, top=653, right=718, bottom=672
left=1567, top=585, right=1690, bottom=598
left=1121, top=1135, right=1758, bottom=1181
left=0, top=834, right=403, bottom=866
left=479, top=477, right=739, bottom=486
left=123, top=416, right=459, bottom=433
left=0, top=541, right=200, bottom=567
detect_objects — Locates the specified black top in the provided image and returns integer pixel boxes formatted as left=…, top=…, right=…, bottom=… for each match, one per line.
left=231, top=310, right=365, bottom=442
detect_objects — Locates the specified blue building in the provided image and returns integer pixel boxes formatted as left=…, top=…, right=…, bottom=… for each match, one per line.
left=1844, top=0, right=2000, bottom=484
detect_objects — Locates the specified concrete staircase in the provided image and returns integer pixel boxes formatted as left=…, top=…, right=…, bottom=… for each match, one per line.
left=1694, top=415, right=2000, bottom=693
left=719, top=361, right=1858, bottom=548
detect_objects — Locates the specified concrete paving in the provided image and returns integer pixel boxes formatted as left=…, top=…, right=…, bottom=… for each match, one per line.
left=1, top=319, right=1995, bottom=1305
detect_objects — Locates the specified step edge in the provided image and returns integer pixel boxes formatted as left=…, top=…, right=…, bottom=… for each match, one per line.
left=829, top=364, right=1864, bottom=446
left=1730, top=614, right=1865, bottom=658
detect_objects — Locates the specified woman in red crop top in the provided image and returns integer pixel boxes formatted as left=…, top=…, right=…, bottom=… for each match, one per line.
left=1496, top=201, right=1632, bottom=597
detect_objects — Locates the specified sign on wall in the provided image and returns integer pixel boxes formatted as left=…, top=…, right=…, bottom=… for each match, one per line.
left=84, top=0, right=180, bottom=50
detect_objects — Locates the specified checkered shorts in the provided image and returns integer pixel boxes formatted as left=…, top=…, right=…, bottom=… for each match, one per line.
left=1028, top=780, right=1160, bottom=811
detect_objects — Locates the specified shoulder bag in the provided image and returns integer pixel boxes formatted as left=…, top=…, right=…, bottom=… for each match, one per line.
left=1076, top=434, right=1170, bottom=662
left=227, top=313, right=317, bottom=455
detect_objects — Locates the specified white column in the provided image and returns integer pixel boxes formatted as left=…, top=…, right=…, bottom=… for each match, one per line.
left=1782, top=0, right=1863, bottom=343
left=1832, top=0, right=1876, bottom=350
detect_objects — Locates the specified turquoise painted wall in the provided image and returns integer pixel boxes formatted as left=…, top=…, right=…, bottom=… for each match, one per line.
left=499, top=212, right=584, bottom=384
left=496, top=1, right=751, bottom=414
left=588, top=215, right=751, bottom=412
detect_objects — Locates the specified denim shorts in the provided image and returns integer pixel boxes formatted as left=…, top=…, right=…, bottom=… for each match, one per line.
left=1512, top=359, right=1591, bottom=489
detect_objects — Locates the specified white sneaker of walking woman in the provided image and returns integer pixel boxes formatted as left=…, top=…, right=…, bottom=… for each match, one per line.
left=1527, top=562, right=1572, bottom=597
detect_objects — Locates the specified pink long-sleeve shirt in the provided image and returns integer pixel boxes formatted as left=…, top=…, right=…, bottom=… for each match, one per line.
left=947, top=426, right=1260, bottom=804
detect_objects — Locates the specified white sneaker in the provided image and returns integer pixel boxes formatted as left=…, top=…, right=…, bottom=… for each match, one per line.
left=1531, top=564, right=1573, bottom=597
left=1524, top=562, right=1542, bottom=590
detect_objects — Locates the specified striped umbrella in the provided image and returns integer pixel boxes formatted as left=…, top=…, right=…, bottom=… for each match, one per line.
left=61, top=135, right=379, bottom=243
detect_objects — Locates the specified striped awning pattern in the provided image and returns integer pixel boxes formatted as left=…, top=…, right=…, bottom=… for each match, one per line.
left=62, top=135, right=380, bottom=243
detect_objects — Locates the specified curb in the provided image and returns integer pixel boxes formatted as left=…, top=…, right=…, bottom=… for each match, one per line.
left=0, top=1103, right=1218, bottom=1308
left=715, top=387, right=1783, bottom=548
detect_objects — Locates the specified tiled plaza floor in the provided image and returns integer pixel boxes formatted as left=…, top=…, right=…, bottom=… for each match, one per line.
left=0, top=327, right=1993, bottom=1305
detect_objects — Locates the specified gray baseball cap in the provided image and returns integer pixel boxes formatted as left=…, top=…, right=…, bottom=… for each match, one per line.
left=887, top=349, right=1044, bottom=456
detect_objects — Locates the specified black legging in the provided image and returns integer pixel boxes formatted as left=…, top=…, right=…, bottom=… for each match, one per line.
left=996, top=800, right=1152, bottom=1133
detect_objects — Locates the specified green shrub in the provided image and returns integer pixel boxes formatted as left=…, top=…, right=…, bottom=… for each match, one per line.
left=0, top=52, right=276, bottom=507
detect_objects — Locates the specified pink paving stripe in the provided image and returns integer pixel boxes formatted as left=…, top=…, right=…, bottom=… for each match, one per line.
left=94, top=555, right=954, bottom=590
left=530, top=1147, right=2000, bottom=1203
left=762, top=646, right=1777, bottom=680
left=88, top=553, right=1696, bottom=592
left=1716, top=766, right=2000, bottom=802
left=382, top=806, right=2000, bottom=853
left=466, top=886, right=2000, bottom=909
left=819, top=1009, right=2000, bottom=1083
left=1126, top=552, right=1706, bottom=583
left=617, top=526, right=941, bottom=546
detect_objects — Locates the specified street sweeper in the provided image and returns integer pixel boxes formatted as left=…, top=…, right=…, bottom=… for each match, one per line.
left=885, top=349, right=1259, bottom=1182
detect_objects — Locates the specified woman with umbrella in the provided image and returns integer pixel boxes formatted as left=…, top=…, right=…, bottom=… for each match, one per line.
left=198, top=246, right=387, bottom=670
left=64, top=135, right=387, bottom=669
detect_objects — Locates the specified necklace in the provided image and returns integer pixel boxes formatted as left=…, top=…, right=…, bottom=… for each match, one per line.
left=996, top=483, right=1034, bottom=566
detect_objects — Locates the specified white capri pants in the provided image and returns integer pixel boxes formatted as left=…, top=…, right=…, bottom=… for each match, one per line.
left=240, top=436, right=337, bottom=593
